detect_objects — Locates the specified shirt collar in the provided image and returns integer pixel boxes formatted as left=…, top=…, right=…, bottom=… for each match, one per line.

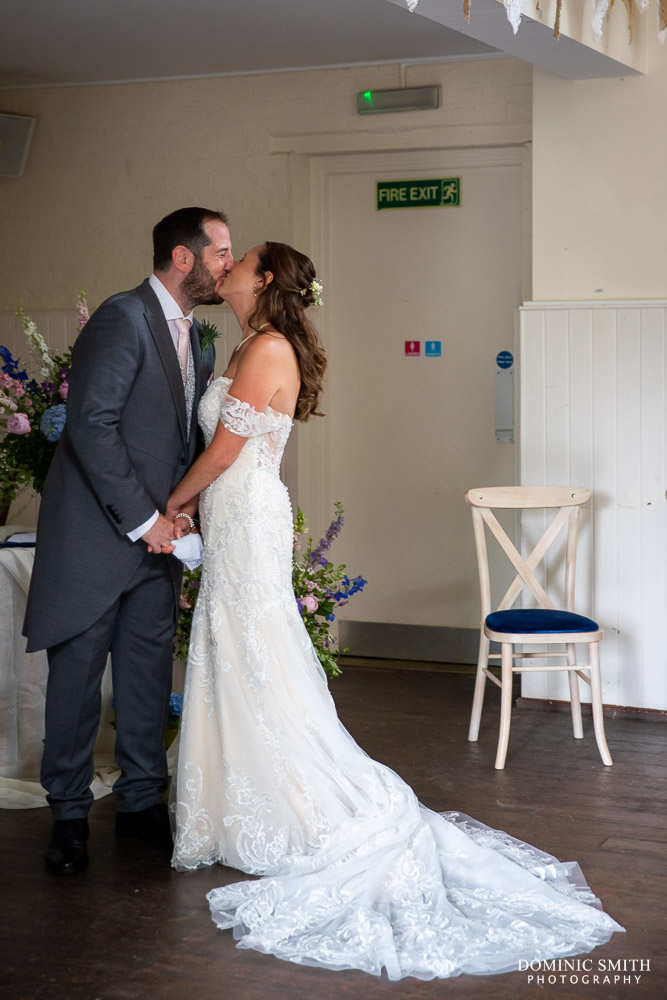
left=148, top=273, right=194, bottom=324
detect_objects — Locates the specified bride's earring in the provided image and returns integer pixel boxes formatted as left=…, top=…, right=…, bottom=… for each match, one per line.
left=252, top=282, right=261, bottom=298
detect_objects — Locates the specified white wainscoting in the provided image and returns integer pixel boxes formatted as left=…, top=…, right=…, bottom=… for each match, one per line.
left=520, top=302, right=667, bottom=711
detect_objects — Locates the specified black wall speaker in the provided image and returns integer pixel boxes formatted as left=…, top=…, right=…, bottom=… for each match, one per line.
left=0, top=113, right=36, bottom=177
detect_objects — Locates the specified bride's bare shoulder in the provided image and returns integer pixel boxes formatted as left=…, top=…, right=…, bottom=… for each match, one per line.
left=244, top=330, right=296, bottom=365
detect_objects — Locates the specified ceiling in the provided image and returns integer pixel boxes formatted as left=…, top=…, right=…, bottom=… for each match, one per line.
left=0, top=0, right=498, bottom=89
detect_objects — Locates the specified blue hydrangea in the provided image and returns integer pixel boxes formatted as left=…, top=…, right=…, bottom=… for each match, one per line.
left=169, top=693, right=183, bottom=716
left=40, top=403, right=67, bottom=442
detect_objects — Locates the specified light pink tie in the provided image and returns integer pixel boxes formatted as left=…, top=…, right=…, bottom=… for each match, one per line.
left=174, top=318, right=190, bottom=381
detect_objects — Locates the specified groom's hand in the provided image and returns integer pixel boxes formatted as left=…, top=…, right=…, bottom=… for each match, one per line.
left=143, top=514, right=176, bottom=554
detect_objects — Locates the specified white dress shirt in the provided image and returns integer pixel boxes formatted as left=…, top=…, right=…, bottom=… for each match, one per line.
left=126, top=275, right=194, bottom=542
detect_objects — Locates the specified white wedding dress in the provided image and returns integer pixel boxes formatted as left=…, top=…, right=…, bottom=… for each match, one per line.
left=171, top=376, right=623, bottom=980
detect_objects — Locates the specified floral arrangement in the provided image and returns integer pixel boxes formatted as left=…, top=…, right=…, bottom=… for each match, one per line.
left=174, top=567, right=201, bottom=661
left=0, top=293, right=89, bottom=512
left=292, top=500, right=366, bottom=678
left=174, top=501, right=366, bottom=680
left=165, top=692, right=183, bottom=748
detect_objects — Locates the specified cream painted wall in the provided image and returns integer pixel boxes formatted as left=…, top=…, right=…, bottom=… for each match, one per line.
left=0, top=55, right=531, bottom=543
left=0, top=57, right=531, bottom=312
left=1, top=40, right=665, bottom=699
left=532, top=29, right=667, bottom=301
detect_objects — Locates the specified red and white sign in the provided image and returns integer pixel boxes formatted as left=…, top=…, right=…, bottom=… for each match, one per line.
left=404, top=340, right=421, bottom=357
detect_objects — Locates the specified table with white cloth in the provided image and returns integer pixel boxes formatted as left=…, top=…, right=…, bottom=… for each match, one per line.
left=0, top=525, right=180, bottom=809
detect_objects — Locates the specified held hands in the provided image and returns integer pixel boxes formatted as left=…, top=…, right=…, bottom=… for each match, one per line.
left=142, top=497, right=200, bottom=553
left=167, top=496, right=199, bottom=538
left=143, top=513, right=176, bottom=554
left=173, top=512, right=196, bottom=538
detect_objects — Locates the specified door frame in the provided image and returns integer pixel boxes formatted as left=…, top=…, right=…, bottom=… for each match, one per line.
left=289, top=145, right=531, bottom=546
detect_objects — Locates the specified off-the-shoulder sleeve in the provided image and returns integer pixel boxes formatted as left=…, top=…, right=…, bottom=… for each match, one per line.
left=220, top=391, right=285, bottom=437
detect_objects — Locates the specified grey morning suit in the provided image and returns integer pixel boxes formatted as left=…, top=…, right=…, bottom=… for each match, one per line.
left=24, top=279, right=215, bottom=819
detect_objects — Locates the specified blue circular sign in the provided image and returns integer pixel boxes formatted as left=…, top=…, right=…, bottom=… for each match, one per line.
left=496, top=350, right=514, bottom=370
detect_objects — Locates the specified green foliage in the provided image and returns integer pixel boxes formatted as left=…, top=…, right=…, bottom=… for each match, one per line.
left=173, top=566, right=201, bottom=661
left=199, top=319, right=220, bottom=354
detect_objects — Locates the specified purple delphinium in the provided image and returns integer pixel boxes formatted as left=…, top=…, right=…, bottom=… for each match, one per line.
left=0, top=346, right=29, bottom=382
left=308, top=505, right=345, bottom=566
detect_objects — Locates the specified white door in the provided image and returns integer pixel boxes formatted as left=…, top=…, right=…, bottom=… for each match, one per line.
left=301, top=148, right=524, bottom=642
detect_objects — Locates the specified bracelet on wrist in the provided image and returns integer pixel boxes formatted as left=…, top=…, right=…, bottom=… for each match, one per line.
left=174, top=512, right=196, bottom=532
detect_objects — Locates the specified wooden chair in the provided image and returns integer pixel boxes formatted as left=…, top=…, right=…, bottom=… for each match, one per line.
left=465, top=486, right=613, bottom=770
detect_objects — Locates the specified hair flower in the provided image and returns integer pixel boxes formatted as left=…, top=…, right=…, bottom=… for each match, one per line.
left=309, top=279, right=324, bottom=306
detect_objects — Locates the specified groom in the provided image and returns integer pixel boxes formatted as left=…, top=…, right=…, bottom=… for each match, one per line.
left=24, top=206, right=233, bottom=875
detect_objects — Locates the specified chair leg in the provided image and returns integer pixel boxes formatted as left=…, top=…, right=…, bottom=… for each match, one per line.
left=566, top=642, right=584, bottom=739
left=495, top=642, right=513, bottom=769
left=468, top=632, right=490, bottom=742
left=589, top=641, right=613, bottom=766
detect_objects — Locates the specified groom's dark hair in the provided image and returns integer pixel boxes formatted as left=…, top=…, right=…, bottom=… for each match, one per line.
left=153, top=206, right=229, bottom=271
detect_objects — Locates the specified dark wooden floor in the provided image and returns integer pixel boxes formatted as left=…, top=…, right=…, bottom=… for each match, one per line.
left=3, top=665, right=666, bottom=1000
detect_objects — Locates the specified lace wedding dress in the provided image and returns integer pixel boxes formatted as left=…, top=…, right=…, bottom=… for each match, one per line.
left=171, top=376, right=623, bottom=980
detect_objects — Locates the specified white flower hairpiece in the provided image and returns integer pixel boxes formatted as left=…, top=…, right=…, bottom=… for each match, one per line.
left=308, top=279, right=324, bottom=306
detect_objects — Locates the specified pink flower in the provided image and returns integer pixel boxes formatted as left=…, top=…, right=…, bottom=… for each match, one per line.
left=77, top=295, right=90, bottom=329
left=7, top=412, right=31, bottom=435
left=179, top=597, right=191, bottom=610
left=303, top=593, right=319, bottom=614
left=59, top=382, right=69, bottom=400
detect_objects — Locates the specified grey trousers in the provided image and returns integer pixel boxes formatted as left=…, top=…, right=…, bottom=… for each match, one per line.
left=41, top=553, right=177, bottom=820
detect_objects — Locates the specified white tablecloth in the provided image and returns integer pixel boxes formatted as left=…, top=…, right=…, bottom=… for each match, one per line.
left=0, top=525, right=180, bottom=809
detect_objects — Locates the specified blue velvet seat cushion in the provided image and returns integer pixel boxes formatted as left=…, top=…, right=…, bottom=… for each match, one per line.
left=486, top=609, right=599, bottom=634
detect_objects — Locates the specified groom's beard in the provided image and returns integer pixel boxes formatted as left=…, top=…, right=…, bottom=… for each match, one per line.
left=182, top=254, right=223, bottom=308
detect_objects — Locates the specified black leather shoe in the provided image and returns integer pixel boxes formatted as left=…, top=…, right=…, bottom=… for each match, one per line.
left=45, top=818, right=90, bottom=876
left=115, top=802, right=172, bottom=848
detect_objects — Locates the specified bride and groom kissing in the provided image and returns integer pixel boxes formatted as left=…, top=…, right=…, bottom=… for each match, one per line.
left=23, top=206, right=622, bottom=980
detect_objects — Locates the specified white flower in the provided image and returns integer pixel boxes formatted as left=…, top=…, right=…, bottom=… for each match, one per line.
left=310, top=279, right=324, bottom=306
left=16, top=300, right=56, bottom=378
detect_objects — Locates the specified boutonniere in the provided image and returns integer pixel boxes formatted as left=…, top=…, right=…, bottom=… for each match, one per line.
left=199, top=319, right=220, bottom=354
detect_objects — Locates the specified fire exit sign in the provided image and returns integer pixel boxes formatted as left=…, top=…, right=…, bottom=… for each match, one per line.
left=377, top=178, right=461, bottom=210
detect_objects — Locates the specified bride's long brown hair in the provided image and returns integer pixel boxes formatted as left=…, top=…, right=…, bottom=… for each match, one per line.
left=247, top=242, right=327, bottom=421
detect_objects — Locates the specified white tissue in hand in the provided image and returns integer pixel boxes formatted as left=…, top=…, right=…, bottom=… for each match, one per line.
left=172, top=533, right=203, bottom=569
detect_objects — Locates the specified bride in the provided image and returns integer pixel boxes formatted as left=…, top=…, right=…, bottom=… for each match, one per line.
left=166, top=241, right=623, bottom=980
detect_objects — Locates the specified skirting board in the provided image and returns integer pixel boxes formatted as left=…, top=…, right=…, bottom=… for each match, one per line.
left=338, top=621, right=479, bottom=664
left=517, top=698, right=667, bottom=724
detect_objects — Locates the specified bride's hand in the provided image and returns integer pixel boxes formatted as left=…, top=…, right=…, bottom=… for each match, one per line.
left=173, top=515, right=194, bottom=538
left=167, top=496, right=199, bottom=537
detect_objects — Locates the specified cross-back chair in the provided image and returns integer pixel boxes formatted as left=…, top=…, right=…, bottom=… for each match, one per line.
left=465, top=486, right=613, bottom=770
